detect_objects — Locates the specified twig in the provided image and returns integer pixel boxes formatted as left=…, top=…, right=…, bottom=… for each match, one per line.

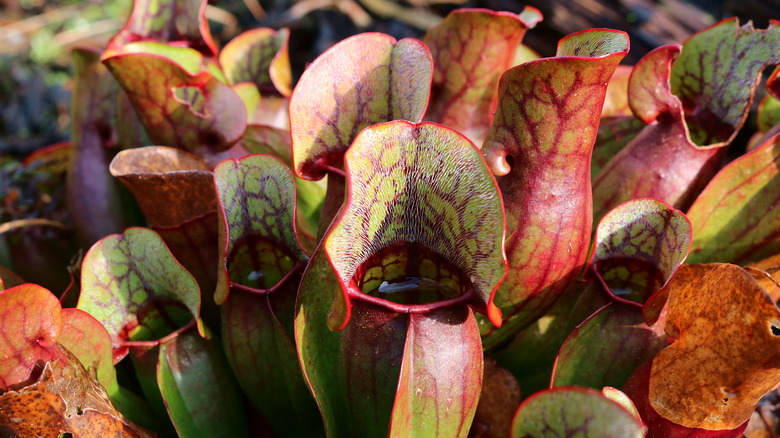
left=359, top=0, right=442, bottom=30
left=205, top=5, right=240, bottom=39
left=0, top=218, right=69, bottom=235
left=242, top=0, right=266, bottom=20
left=52, top=18, right=123, bottom=49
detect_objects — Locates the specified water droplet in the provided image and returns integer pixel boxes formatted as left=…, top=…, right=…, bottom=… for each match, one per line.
left=378, top=277, right=422, bottom=294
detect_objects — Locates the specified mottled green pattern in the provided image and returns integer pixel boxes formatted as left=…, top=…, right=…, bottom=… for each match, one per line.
left=670, top=19, right=780, bottom=146
left=591, top=44, right=722, bottom=225
left=511, top=387, right=644, bottom=437
left=687, top=135, right=780, bottom=264
left=325, top=122, right=506, bottom=327
left=213, top=154, right=306, bottom=304
left=219, top=28, right=292, bottom=96
left=78, top=227, right=202, bottom=345
left=422, top=8, right=536, bottom=145
left=591, top=116, right=645, bottom=178
left=290, top=34, right=432, bottom=180
left=479, top=30, right=628, bottom=349
left=591, top=199, right=691, bottom=303
left=241, top=125, right=328, bottom=244
left=557, top=29, right=630, bottom=58
left=103, top=43, right=246, bottom=156
left=108, top=0, right=216, bottom=56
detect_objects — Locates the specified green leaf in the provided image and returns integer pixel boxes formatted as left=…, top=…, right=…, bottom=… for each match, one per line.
left=290, top=33, right=432, bottom=181
left=108, top=0, right=217, bottom=57
left=670, top=19, right=780, bottom=146
left=594, top=19, right=780, bottom=221
left=103, top=45, right=246, bottom=157
left=511, top=387, right=644, bottom=437
left=512, top=43, right=541, bottom=67
left=78, top=227, right=204, bottom=362
left=336, top=303, right=408, bottom=437
left=154, top=212, right=221, bottom=330
left=241, top=124, right=293, bottom=164
left=106, top=41, right=221, bottom=77
left=221, top=290, right=323, bottom=437
left=422, top=8, right=540, bottom=144
left=480, top=29, right=628, bottom=349
left=294, top=249, right=347, bottom=437
left=131, top=345, right=177, bottom=432
left=491, top=281, right=610, bottom=397
left=757, top=67, right=780, bottom=136
left=551, top=303, right=666, bottom=390
left=687, top=133, right=780, bottom=264
left=219, top=27, right=292, bottom=97
left=110, top=145, right=220, bottom=328
left=389, top=306, right=483, bottom=438
left=289, top=33, right=432, bottom=237
left=758, top=93, right=780, bottom=134
left=157, top=330, right=250, bottom=438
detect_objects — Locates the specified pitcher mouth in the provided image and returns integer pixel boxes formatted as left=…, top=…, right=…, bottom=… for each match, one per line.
left=348, top=241, right=477, bottom=314
left=226, top=235, right=299, bottom=293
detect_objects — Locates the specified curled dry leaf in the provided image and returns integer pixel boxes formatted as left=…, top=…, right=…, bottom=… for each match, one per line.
left=110, top=146, right=216, bottom=229
left=649, top=264, right=780, bottom=430
left=0, top=349, right=155, bottom=438
left=748, top=253, right=780, bottom=301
